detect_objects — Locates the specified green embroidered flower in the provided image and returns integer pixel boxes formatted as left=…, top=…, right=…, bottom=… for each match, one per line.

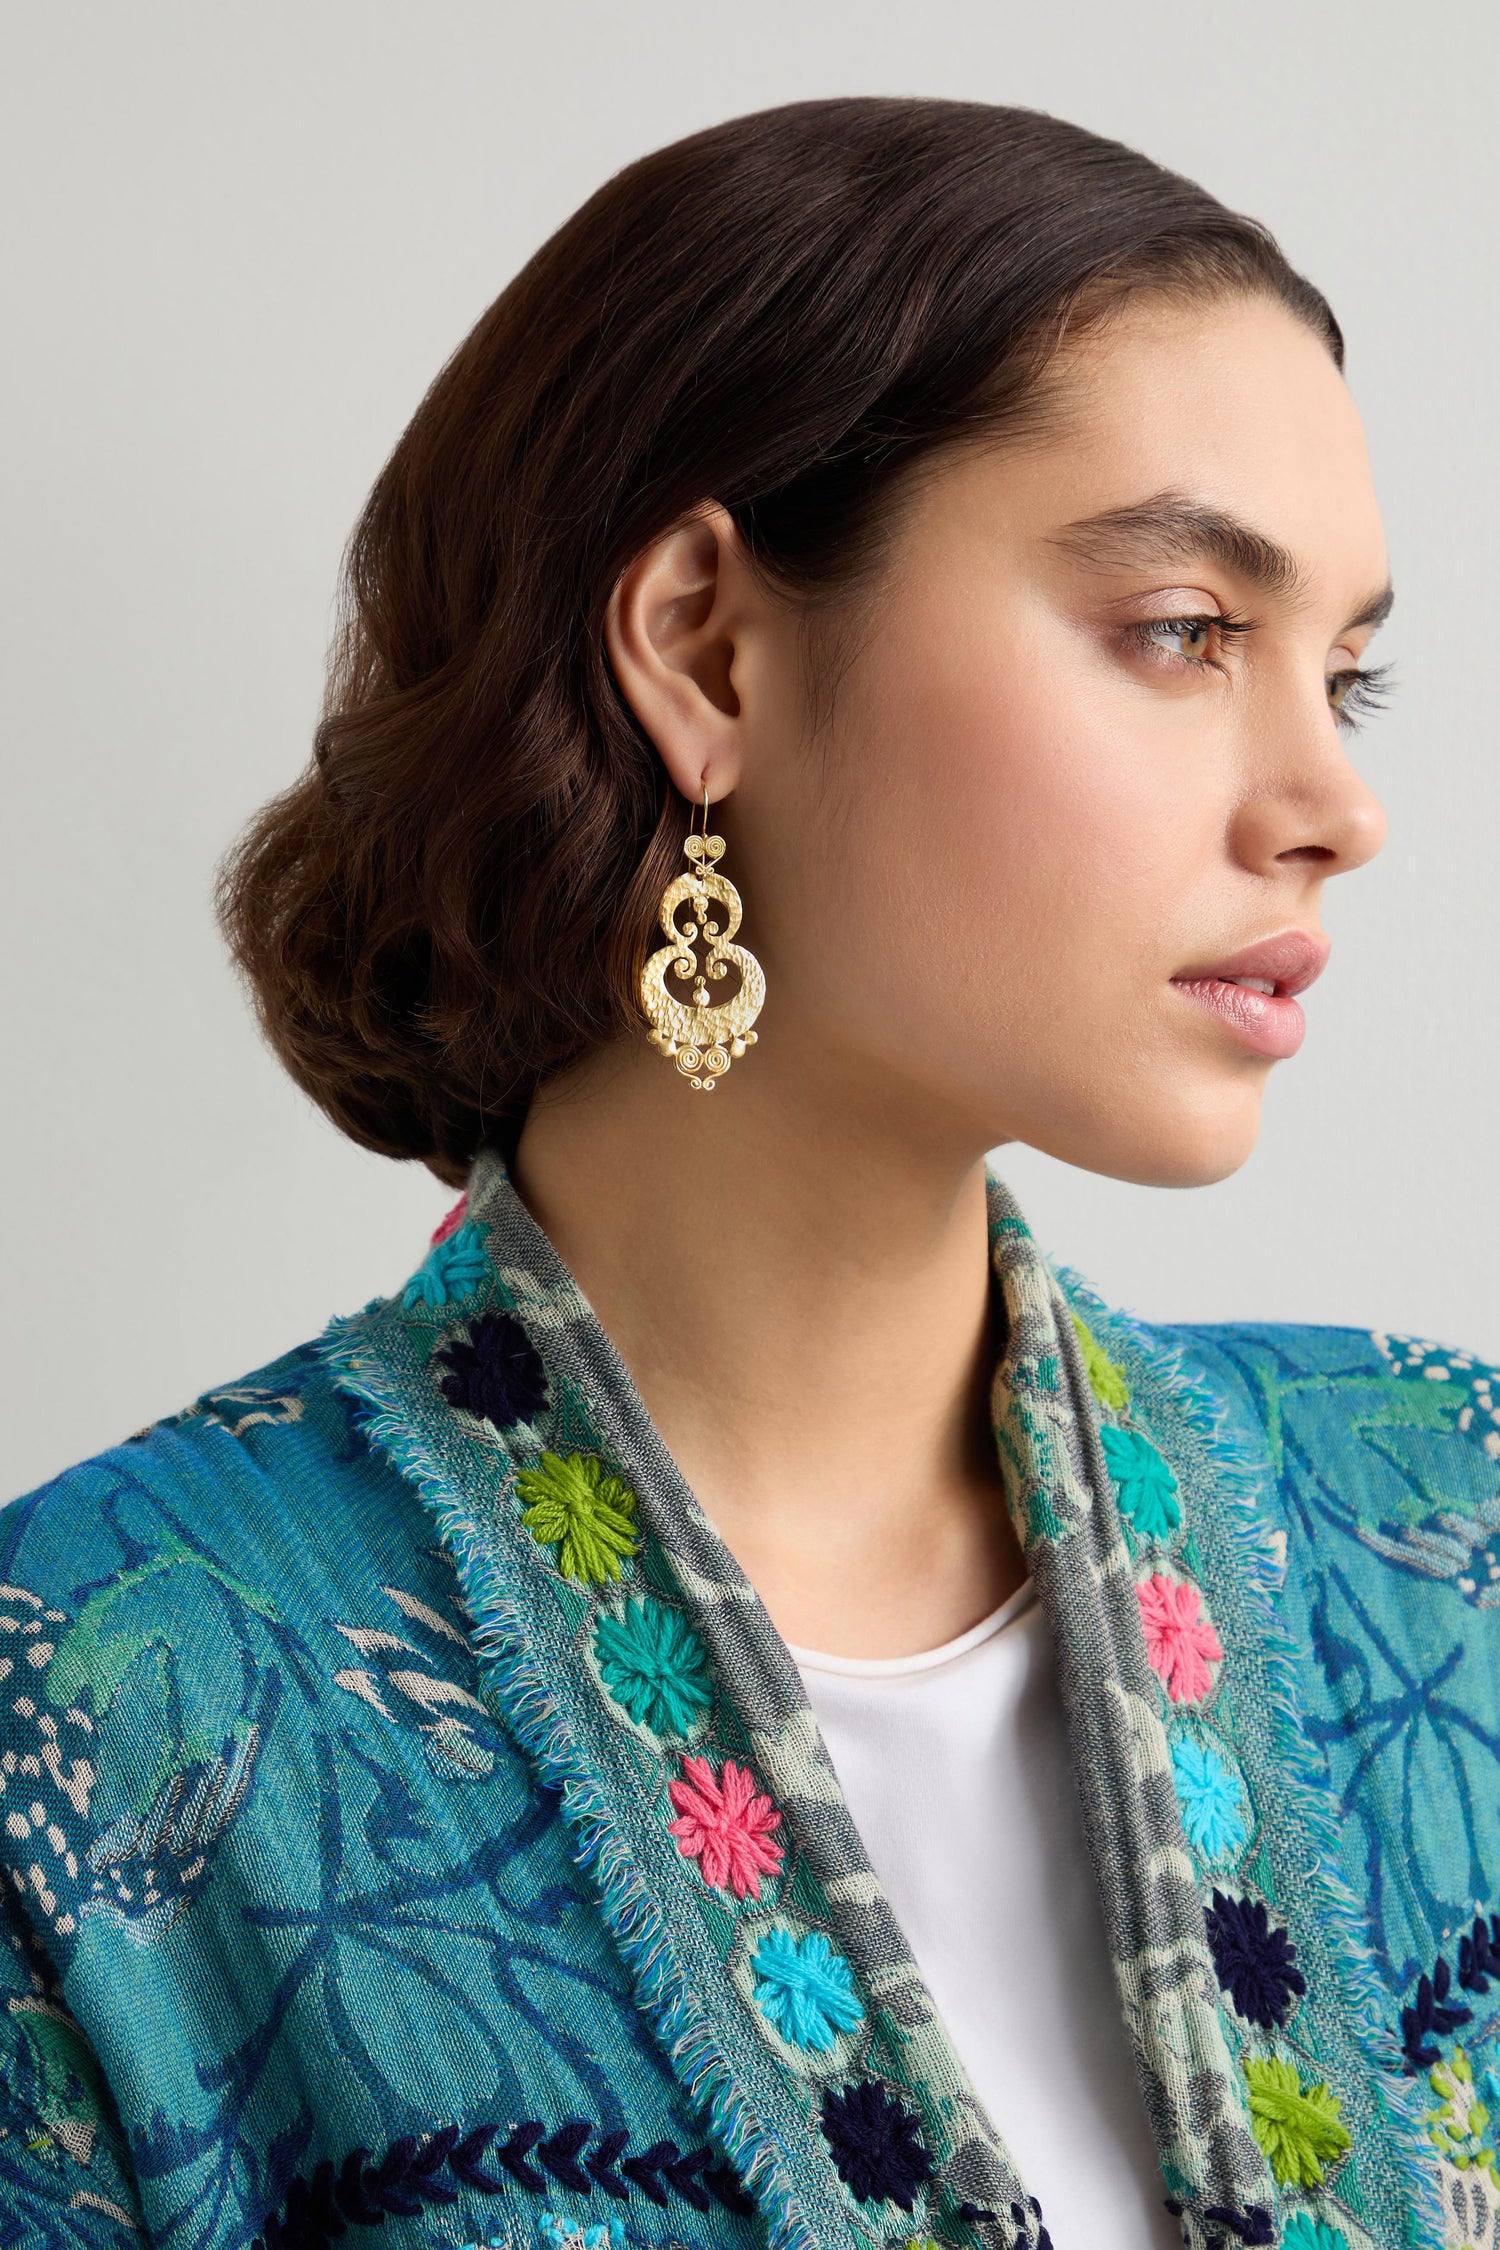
left=1281, top=2217, right=1349, bottom=2250
left=1072, top=1311, right=1130, bottom=1410
left=1100, top=1423, right=1181, bottom=1541
left=594, top=1598, right=712, bottom=1735
left=515, top=1451, right=640, bottom=1582
left=1426, top=2045, right=1499, bottom=2182
left=1242, top=2055, right=1352, bottom=2187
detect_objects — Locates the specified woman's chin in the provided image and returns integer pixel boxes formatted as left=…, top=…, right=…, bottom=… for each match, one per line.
left=1019, top=1084, right=1268, bottom=1191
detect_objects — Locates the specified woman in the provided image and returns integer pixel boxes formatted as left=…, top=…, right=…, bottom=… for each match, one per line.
left=3, top=95, right=1493, bottom=2250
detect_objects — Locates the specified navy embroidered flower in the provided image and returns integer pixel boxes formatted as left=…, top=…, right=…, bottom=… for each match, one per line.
left=820, top=2080, right=934, bottom=2209
left=1204, top=1889, right=1307, bottom=2029
left=403, top=1222, right=490, bottom=1309
left=753, top=1926, right=864, bottom=2050
left=435, top=1312, right=549, bottom=1428
left=594, top=1598, right=712, bottom=1735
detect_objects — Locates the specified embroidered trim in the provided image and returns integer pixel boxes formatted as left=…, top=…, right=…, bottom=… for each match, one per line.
left=1195, top=2203, right=1276, bottom=2245
left=252, top=2119, right=756, bottom=2248
left=1072, top=1311, right=1130, bottom=1411
left=1280, top=2217, right=1350, bottom=2250
left=430, top=1194, right=469, bottom=1247
left=1002, top=2195, right=1055, bottom=2250
left=1424, top=2045, right=1499, bottom=2184
left=1401, top=1949, right=1475, bottom=2072
left=537, top=2211, right=627, bottom=2249
left=317, top=1312, right=827, bottom=2250
left=1400, top=1921, right=1500, bottom=2071
left=1169, top=1730, right=1251, bottom=1863
left=1100, top=1421, right=1182, bottom=1541
left=404, top=1222, right=491, bottom=1309
left=1056, top=1278, right=1457, bottom=2241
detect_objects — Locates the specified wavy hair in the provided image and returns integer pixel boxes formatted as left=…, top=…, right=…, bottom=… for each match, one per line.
left=216, top=96, right=1341, bottom=1185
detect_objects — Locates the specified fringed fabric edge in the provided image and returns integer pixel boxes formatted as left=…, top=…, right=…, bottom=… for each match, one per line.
left=314, top=1305, right=821, bottom=2250
left=1053, top=1265, right=1445, bottom=2250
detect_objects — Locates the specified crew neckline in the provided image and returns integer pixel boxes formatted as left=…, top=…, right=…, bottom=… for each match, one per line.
left=786, top=1576, right=1037, bottom=1679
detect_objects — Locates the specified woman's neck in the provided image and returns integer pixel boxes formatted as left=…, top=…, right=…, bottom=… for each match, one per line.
left=509, top=1027, right=1028, bottom=1657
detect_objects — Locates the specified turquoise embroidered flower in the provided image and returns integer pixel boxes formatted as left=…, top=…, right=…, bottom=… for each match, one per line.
left=402, top=1222, right=490, bottom=1309
left=752, top=1925, right=864, bottom=2050
left=1101, top=1423, right=1181, bottom=1540
left=594, top=1598, right=713, bottom=1736
left=1169, top=1733, right=1249, bottom=1862
left=537, top=2212, right=626, bottom=2250
left=1281, top=2216, right=1349, bottom=2250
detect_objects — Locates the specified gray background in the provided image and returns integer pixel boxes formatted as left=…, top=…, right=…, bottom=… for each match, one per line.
left=3, top=0, right=1495, bottom=1497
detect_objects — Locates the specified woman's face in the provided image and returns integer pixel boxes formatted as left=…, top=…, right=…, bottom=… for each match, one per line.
left=725, top=290, right=1392, bottom=1186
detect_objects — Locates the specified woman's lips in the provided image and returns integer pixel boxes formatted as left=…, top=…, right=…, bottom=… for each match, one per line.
left=1169, top=931, right=1331, bottom=1061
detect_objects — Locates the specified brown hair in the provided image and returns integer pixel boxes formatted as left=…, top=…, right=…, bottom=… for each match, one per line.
left=216, top=96, right=1342, bottom=1186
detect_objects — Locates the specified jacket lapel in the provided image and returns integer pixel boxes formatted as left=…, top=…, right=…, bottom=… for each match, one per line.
left=1036, top=1246, right=1437, bottom=2250
left=318, top=1146, right=1421, bottom=2250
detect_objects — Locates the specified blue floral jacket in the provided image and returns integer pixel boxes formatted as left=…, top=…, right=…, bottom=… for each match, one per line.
left=2, top=1152, right=1497, bottom=2250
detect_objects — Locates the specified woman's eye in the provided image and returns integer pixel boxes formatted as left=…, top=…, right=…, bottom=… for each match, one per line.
left=1327, top=660, right=1398, bottom=732
left=1131, top=615, right=1222, bottom=665
left=1162, top=618, right=1214, bottom=661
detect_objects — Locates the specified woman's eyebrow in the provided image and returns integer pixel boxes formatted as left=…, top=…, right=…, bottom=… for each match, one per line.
left=1045, top=489, right=1395, bottom=634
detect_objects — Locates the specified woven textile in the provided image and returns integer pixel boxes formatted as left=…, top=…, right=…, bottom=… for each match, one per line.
left=0, top=1152, right=1495, bottom=2250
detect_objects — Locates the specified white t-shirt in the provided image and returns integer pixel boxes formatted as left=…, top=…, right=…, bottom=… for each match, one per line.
left=788, top=1581, right=1182, bottom=2249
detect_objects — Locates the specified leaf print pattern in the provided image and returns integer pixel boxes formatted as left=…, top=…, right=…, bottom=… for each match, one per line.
left=330, top=1582, right=497, bottom=1780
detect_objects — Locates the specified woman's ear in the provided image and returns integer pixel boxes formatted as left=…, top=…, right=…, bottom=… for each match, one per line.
left=604, top=503, right=760, bottom=803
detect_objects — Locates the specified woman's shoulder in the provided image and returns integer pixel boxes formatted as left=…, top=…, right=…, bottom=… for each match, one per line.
left=3, top=1327, right=386, bottom=1592
left=1067, top=1279, right=1500, bottom=1654
left=0, top=1316, right=473, bottom=1753
left=1142, top=1312, right=1498, bottom=1586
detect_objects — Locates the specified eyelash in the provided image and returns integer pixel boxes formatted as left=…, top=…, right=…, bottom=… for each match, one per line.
left=1128, top=612, right=1398, bottom=734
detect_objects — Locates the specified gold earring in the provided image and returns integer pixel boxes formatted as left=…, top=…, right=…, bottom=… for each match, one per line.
left=640, top=782, right=766, bottom=1090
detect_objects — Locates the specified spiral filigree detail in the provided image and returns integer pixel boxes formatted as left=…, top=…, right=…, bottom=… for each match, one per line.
left=640, top=817, right=765, bottom=1091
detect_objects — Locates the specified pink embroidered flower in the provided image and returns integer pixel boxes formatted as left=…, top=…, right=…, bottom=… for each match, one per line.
left=430, top=1195, right=469, bottom=1246
left=667, top=1755, right=784, bottom=1899
left=1137, top=1572, right=1224, bottom=1703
